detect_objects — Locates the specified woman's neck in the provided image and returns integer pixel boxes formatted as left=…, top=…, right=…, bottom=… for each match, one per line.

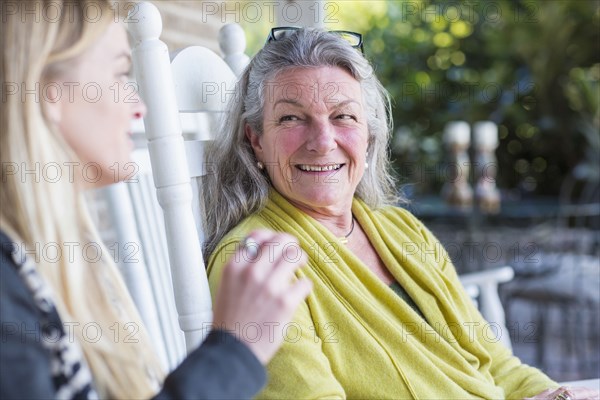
left=286, top=199, right=354, bottom=239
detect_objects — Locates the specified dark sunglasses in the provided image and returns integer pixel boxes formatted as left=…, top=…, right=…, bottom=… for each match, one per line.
left=266, top=26, right=364, bottom=54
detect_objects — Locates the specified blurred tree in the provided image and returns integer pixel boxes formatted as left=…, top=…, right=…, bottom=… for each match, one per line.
left=332, top=0, right=600, bottom=198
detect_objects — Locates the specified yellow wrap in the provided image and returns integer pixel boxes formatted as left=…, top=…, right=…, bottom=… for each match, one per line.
left=207, top=191, right=557, bottom=399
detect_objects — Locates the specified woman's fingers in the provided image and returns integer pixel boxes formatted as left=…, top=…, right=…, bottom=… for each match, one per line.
left=224, top=230, right=282, bottom=282
left=237, top=231, right=304, bottom=289
left=525, top=386, right=600, bottom=400
left=213, top=230, right=313, bottom=365
left=282, top=277, right=313, bottom=311
left=262, top=240, right=308, bottom=297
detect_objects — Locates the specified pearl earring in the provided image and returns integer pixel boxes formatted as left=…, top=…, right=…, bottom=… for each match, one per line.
left=257, top=161, right=264, bottom=170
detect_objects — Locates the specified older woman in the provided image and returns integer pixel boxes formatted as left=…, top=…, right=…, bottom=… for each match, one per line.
left=205, top=28, right=591, bottom=399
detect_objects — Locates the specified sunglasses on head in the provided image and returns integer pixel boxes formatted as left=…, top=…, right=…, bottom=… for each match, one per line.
left=266, top=27, right=364, bottom=54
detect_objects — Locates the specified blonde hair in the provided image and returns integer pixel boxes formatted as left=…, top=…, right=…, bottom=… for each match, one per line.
left=0, top=1, right=163, bottom=397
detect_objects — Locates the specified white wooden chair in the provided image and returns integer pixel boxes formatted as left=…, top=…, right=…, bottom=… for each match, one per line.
left=115, top=1, right=515, bottom=366
left=101, top=150, right=185, bottom=368
left=98, top=2, right=246, bottom=369
left=126, top=1, right=244, bottom=357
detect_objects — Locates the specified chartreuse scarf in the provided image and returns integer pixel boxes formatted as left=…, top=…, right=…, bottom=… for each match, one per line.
left=207, top=190, right=557, bottom=399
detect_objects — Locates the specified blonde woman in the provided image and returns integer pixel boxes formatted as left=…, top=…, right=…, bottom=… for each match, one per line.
left=0, top=1, right=311, bottom=398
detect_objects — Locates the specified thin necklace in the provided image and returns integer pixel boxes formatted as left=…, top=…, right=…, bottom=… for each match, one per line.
left=339, top=217, right=355, bottom=245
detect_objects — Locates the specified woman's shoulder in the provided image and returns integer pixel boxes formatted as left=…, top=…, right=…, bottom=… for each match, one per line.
left=0, top=230, right=48, bottom=323
left=377, top=203, right=417, bottom=218
left=0, top=246, right=56, bottom=400
left=365, top=202, right=442, bottom=248
left=374, top=203, right=427, bottom=231
left=0, top=230, right=47, bottom=358
left=0, top=231, right=32, bottom=307
left=1, top=234, right=22, bottom=299
left=0, top=230, right=93, bottom=399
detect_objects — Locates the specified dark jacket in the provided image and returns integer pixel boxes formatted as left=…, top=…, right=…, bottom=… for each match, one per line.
left=0, top=230, right=265, bottom=399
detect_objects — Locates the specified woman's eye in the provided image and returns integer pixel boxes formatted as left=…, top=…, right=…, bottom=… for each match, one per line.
left=279, top=115, right=299, bottom=122
left=336, top=114, right=356, bottom=121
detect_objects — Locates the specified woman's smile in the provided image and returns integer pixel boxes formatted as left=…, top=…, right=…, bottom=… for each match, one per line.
left=295, top=163, right=344, bottom=172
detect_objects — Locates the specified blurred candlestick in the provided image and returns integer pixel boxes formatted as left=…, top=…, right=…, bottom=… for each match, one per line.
left=441, top=121, right=473, bottom=209
left=473, top=121, right=501, bottom=213
left=474, top=120, right=499, bottom=148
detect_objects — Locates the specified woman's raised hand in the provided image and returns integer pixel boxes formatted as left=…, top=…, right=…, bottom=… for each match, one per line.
left=211, top=230, right=313, bottom=365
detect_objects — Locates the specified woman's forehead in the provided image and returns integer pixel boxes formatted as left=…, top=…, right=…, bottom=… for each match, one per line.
left=264, top=66, right=362, bottom=105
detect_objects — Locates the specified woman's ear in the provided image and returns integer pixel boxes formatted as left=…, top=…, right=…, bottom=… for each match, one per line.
left=43, top=83, right=63, bottom=125
left=245, top=123, right=263, bottom=157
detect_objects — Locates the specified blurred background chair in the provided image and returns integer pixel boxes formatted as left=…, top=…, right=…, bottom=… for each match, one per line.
left=459, top=266, right=515, bottom=349
left=503, top=167, right=600, bottom=379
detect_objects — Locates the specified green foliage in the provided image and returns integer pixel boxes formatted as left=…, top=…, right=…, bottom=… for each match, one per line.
left=339, top=0, right=600, bottom=196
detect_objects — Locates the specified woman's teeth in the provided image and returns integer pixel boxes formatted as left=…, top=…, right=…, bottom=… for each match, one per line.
left=297, top=164, right=342, bottom=172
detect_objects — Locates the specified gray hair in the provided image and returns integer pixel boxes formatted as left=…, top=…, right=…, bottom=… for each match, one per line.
left=203, top=28, right=400, bottom=257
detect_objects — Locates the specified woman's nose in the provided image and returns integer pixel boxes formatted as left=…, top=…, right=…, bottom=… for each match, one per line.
left=306, top=120, right=337, bottom=154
